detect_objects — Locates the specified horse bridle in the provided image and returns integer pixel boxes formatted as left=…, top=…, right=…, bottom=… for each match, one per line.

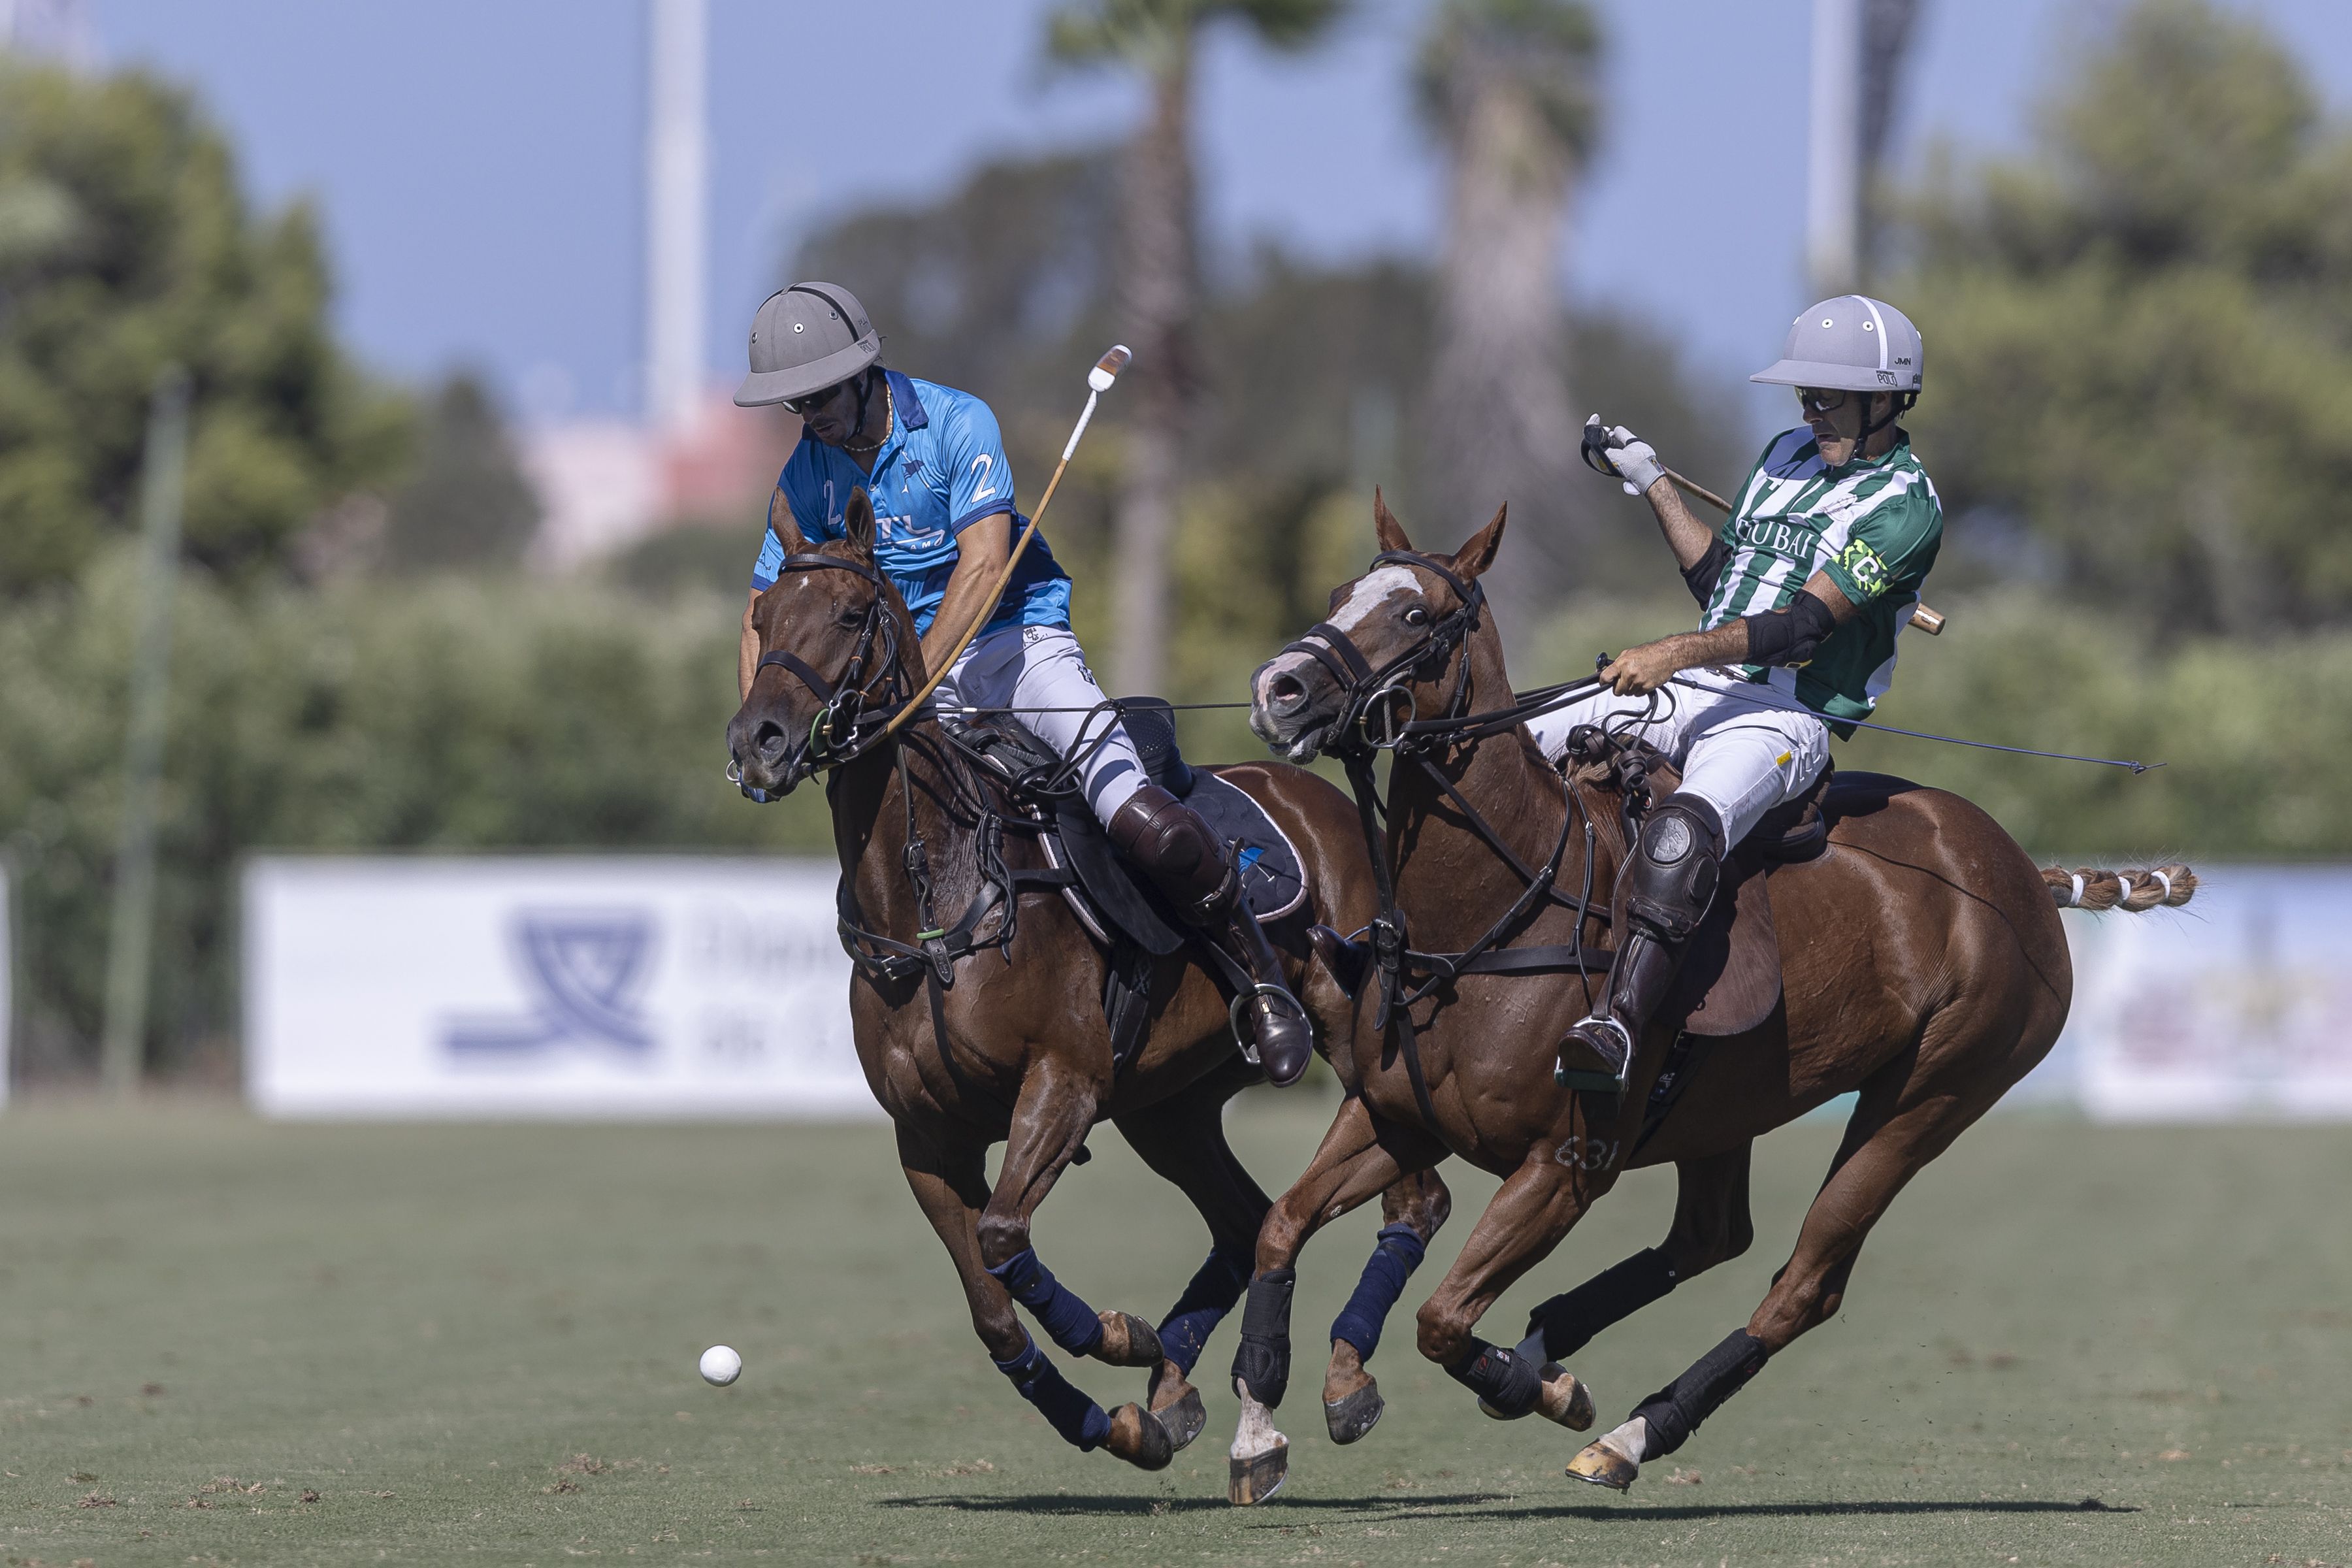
left=1275, top=549, right=1488, bottom=755
left=738, top=551, right=907, bottom=782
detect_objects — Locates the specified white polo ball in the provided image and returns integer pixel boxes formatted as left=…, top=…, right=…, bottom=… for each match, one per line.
left=698, top=1345, right=743, bottom=1386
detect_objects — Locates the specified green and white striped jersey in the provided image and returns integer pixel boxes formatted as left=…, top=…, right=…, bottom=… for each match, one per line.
left=1701, top=427, right=1943, bottom=734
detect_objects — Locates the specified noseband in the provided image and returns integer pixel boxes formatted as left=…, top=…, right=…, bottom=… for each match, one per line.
left=743, top=552, right=907, bottom=776
left=1275, top=550, right=1486, bottom=753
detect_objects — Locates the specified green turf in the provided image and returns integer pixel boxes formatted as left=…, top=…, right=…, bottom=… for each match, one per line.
left=1, top=1098, right=2347, bottom=1567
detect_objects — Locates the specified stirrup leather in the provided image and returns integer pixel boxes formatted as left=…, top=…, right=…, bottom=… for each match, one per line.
left=1555, top=1013, right=1633, bottom=1093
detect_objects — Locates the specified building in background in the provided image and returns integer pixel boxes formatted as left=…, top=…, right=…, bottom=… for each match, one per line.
left=524, top=0, right=774, bottom=572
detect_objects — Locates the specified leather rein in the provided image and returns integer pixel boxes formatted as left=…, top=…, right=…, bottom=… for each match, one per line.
left=1273, top=550, right=1619, bottom=1128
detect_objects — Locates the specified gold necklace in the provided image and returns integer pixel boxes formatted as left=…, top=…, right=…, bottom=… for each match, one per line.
left=842, top=378, right=892, bottom=454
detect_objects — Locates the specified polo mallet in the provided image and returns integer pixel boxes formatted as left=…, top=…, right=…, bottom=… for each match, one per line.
left=1584, top=416, right=1947, bottom=636
left=880, top=345, right=1132, bottom=738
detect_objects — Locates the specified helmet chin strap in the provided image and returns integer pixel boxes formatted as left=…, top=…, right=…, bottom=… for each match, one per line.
left=1855, top=390, right=1917, bottom=452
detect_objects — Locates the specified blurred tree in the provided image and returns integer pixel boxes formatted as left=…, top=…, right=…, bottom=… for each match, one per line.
left=1044, top=0, right=1350, bottom=695
left=0, top=62, right=410, bottom=595
left=381, top=372, right=540, bottom=573
left=1415, top=0, right=1605, bottom=646
left=1899, top=0, right=2352, bottom=636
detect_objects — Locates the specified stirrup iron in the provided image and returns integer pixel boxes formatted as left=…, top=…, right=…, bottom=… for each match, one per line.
left=1229, top=983, right=1306, bottom=1064
left=1555, top=1014, right=1633, bottom=1094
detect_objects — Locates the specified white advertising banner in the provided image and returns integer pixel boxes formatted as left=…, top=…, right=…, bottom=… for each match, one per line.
left=2063, top=866, right=2352, bottom=1122
left=245, top=856, right=878, bottom=1120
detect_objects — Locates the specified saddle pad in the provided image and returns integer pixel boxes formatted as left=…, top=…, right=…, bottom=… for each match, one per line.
left=1186, top=770, right=1309, bottom=923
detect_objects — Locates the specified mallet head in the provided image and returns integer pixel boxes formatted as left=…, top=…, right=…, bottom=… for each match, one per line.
left=1089, top=345, right=1132, bottom=393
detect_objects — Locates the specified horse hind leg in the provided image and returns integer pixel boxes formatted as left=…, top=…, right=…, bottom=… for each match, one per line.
left=1321, top=1165, right=1454, bottom=1446
left=1518, top=1142, right=1754, bottom=1365
left=1110, top=1060, right=1271, bottom=1455
left=1567, top=1068, right=2002, bottom=1492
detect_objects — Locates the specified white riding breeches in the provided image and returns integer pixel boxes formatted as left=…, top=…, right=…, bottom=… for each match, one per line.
left=931, top=624, right=1149, bottom=825
left=1522, top=668, right=1831, bottom=851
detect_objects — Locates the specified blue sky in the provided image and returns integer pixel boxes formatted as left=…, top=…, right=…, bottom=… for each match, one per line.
left=93, top=0, right=2352, bottom=437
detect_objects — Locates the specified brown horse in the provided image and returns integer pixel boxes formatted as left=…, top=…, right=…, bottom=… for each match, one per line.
left=1224, top=493, right=2193, bottom=1501
left=724, top=488, right=1455, bottom=1471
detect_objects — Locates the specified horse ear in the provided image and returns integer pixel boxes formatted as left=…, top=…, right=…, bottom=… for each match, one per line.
left=1449, top=502, right=1508, bottom=582
left=1373, top=486, right=1412, bottom=553
left=843, top=487, right=877, bottom=563
left=768, top=486, right=806, bottom=555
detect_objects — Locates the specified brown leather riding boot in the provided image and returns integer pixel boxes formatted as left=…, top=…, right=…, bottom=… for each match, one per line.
left=1555, top=928, right=1684, bottom=1094
left=1106, top=783, right=1313, bottom=1086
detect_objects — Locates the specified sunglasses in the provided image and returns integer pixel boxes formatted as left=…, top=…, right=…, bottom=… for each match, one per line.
left=785, top=380, right=854, bottom=417
left=1795, top=387, right=1851, bottom=416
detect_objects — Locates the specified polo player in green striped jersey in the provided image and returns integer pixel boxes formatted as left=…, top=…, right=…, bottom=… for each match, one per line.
left=1526, top=295, right=1943, bottom=1095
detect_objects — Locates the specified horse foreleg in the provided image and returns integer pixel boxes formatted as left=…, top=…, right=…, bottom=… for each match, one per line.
left=1110, top=1059, right=1270, bottom=1453
left=1519, top=1142, right=1754, bottom=1364
left=1567, top=1078, right=1991, bottom=1492
left=1226, top=1095, right=1446, bottom=1504
left=1322, top=1165, right=1452, bottom=1443
left=973, top=1064, right=1171, bottom=1470
left=1413, top=1147, right=1607, bottom=1434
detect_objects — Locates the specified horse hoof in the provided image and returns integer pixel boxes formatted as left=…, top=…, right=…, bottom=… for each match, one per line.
left=1324, top=1379, right=1384, bottom=1445
left=1229, top=1439, right=1289, bottom=1505
left=1539, top=1364, right=1596, bottom=1431
left=1106, top=1402, right=1173, bottom=1471
left=1093, top=1311, right=1164, bottom=1368
left=1154, top=1386, right=1207, bottom=1452
left=1565, top=1439, right=1639, bottom=1492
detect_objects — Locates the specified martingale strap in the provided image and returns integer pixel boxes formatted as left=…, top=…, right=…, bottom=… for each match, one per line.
left=1307, top=549, right=1622, bottom=1128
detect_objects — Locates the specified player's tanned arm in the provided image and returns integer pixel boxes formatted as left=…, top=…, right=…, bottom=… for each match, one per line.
left=921, top=513, right=1013, bottom=677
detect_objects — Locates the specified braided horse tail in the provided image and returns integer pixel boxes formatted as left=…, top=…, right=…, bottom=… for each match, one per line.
left=2042, top=862, right=2197, bottom=912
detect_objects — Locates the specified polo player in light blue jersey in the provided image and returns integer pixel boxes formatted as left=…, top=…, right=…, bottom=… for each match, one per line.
left=732, top=281, right=1313, bottom=1086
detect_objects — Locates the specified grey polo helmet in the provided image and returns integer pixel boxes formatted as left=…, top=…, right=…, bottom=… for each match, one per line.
left=1752, top=295, right=1923, bottom=396
left=734, top=281, right=881, bottom=407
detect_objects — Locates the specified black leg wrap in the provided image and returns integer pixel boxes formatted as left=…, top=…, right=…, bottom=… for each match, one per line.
left=1228, top=1267, right=1296, bottom=1409
left=1629, top=1328, right=1770, bottom=1459
left=1524, top=1247, right=1681, bottom=1362
left=1446, top=1339, right=1542, bottom=1418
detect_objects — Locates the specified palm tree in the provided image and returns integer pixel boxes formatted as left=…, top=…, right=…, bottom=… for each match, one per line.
left=1047, top=0, right=1348, bottom=696
left=1417, top=0, right=1601, bottom=642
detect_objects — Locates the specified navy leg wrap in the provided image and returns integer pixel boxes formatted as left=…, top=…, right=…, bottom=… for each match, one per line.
left=986, top=1247, right=1104, bottom=1358
left=1524, top=1247, right=1680, bottom=1361
left=1228, top=1267, right=1296, bottom=1408
left=1329, top=1222, right=1427, bottom=1363
left=994, top=1332, right=1113, bottom=1452
left=1629, top=1328, right=1770, bottom=1458
left=1155, top=1243, right=1252, bottom=1375
left=1446, top=1339, right=1542, bottom=1417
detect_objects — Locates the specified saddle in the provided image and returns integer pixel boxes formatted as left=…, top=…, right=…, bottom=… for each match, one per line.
left=1571, top=731, right=1856, bottom=1040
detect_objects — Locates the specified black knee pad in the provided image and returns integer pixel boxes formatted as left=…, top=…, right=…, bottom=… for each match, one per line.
left=1627, top=794, right=1723, bottom=939
left=1229, top=1267, right=1296, bottom=1408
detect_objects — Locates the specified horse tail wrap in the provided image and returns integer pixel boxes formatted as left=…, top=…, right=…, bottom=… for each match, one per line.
left=2043, top=863, right=2197, bottom=912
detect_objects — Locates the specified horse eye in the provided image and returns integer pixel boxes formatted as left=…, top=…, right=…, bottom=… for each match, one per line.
left=1403, top=604, right=1430, bottom=627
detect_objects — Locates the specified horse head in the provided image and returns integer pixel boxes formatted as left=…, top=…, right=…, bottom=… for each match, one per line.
left=1249, top=489, right=1507, bottom=762
left=726, top=487, right=915, bottom=796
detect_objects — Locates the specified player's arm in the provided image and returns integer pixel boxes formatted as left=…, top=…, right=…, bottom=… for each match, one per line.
left=919, top=512, right=1011, bottom=676
left=1598, top=575, right=1853, bottom=696
left=1581, top=418, right=1718, bottom=572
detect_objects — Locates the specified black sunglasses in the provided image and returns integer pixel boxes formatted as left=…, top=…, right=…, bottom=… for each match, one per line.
left=1795, top=387, right=1852, bottom=416
left=785, top=380, right=854, bottom=416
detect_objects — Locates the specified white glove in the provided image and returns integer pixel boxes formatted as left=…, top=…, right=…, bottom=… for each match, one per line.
left=1582, top=415, right=1665, bottom=496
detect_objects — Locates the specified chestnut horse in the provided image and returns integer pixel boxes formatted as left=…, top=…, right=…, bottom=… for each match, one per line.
left=724, top=489, right=1453, bottom=1472
left=1226, top=494, right=2193, bottom=1501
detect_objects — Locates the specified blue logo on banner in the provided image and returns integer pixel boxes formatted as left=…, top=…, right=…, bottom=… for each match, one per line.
left=444, top=910, right=659, bottom=1058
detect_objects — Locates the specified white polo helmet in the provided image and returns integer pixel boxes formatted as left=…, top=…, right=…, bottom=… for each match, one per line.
left=1752, top=295, right=1923, bottom=396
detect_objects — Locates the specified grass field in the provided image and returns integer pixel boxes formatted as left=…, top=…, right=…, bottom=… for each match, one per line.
left=2, top=1097, right=2348, bottom=1568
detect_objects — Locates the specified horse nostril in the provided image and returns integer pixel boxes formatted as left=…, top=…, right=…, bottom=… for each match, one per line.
left=751, top=719, right=787, bottom=760
left=1269, top=673, right=1306, bottom=713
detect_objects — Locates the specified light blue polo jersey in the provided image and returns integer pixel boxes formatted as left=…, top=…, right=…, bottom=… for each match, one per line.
left=749, top=370, right=1071, bottom=638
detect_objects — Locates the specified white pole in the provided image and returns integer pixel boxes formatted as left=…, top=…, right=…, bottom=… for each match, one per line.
left=1806, top=0, right=1862, bottom=299
left=646, top=0, right=708, bottom=434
